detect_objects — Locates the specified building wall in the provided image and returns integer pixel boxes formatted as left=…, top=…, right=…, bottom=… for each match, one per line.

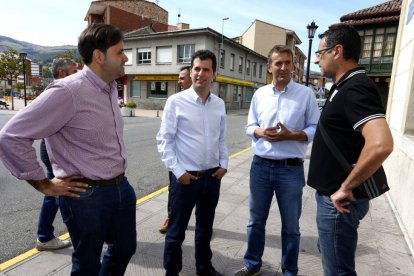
left=252, top=21, right=287, bottom=57
left=384, top=0, right=414, bottom=255
left=103, top=0, right=168, bottom=24
left=240, top=23, right=256, bottom=53
left=87, top=0, right=168, bottom=33
left=240, top=20, right=304, bottom=83
left=31, top=62, right=40, bottom=76
left=123, top=30, right=267, bottom=110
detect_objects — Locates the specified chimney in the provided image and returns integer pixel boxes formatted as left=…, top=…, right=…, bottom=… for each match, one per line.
left=177, top=23, right=190, bottom=30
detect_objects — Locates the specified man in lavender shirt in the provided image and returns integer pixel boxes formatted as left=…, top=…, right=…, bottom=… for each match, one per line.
left=0, top=23, right=137, bottom=275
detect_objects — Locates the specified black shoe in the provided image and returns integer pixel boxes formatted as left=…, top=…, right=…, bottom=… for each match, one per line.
left=197, top=266, right=220, bottom=276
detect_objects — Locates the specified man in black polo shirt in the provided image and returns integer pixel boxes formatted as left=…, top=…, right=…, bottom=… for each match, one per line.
left=308, top=24, right=393, bottom=275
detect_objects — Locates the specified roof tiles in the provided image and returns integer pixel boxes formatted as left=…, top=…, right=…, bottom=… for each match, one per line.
left=339, top=0, right=401, bottom=26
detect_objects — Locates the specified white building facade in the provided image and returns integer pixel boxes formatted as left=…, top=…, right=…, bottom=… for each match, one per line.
left=384, top=0, right=414, bottom=256
left=123, top=28, right=268, bottom=110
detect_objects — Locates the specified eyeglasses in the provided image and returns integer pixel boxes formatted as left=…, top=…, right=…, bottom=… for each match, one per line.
left=315, top=46, right=335, bottom=58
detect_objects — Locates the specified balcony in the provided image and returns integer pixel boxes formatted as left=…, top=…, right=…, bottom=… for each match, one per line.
left=359, top=56, right=393, bottom=74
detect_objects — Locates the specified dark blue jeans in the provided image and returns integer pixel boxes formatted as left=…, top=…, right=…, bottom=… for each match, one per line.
left=316, top=192, right=369, bottom=276
left=37, top=195, right=59, bottom=242
left=59, top=177, right=137, bottom=276
left=244, top=156, right=305, bottom=276
left=38, top=139, right=58, bottom=242
left=164, top=174, right=221, bottom=275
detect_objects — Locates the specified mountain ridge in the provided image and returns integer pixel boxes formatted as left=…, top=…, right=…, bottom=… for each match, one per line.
left=0, top=35, right=77, bottom=64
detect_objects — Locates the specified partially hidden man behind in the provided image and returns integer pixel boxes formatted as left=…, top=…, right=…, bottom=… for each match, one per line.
left=307, top=24, right=393, bottom=275
left=159, top=65, right=192, bottom=234
left=36, top=58, right=77, bottom=251
left=157, top=49, right=228, bottom=276
left=235, top=45, right=319, bottom=276
left=0, top=23, right=137, bottom=275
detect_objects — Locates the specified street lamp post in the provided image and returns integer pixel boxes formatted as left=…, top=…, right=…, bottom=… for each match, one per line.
left=220, top=17, right=229, bottom=70
left=218, top=17, right=229, bottom=103
left=219, top=17, right=230, bottom=67
left=221, top=17, right=229, bottom=49
left=19, top=52, right=27, bottom=106
left=305, top=21, right=318, bottom=87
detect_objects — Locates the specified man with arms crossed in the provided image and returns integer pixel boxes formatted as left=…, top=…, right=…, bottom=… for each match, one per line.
left=0, top=23, right=137, bottom=275
left=157, top=50, right=228, bottom=276
left=308, top=24, right=393, bottom=275
left=235, top=45, right=319, bottom=276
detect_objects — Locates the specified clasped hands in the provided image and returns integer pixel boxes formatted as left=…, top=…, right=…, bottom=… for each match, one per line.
left=259, top=122, right=291, bottom=142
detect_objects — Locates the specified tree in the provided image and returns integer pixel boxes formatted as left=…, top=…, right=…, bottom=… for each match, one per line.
left=42, top=66, right=52, bottom=79
left=13, top=82, right=24, bottom=92
left=55, top=50, right=83, bottom=65
left=0, top=59, right=6, bottom=97
left=42, top=66, right=53, bottom=86
left=31, top=83, right=44, bottom=96
left=0, top=48, right=22, bottom=90
left=0, top=60, right=6, bottom=80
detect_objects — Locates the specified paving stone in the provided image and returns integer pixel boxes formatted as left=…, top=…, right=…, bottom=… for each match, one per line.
left=2, top=150, right=414, bottom=276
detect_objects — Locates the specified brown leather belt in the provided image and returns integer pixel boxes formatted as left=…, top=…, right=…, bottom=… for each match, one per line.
left=187, top=167, right=220, bottom=178
left=255, top=155, right=303, bottom=166
left=71, top=173, right=125, bottom=187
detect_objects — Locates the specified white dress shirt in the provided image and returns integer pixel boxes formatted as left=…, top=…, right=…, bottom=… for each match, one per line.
left=246, top=80, right=320, bottom=159
left=156, top=88, right=228, bottom=179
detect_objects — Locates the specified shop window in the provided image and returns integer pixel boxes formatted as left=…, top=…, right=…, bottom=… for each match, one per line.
left=148, top=81, right=168, bottom=98
left=131, top=80, right=140, bottom=97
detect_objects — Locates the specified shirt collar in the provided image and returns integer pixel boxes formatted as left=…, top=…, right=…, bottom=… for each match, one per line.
left=82, top=66, right=116, bottom=94
left=272, top=79, right=293, bottom=94
left=189, top=87, right=211, bottom=103
left=335, top=66, right=366, bottom=88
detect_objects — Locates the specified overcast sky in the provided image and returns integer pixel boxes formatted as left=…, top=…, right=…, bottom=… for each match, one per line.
left=1, top=0, right=389, bottom=70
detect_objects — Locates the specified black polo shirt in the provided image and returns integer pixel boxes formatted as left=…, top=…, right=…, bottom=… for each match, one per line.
left=307, top=67, right=385, bottom=196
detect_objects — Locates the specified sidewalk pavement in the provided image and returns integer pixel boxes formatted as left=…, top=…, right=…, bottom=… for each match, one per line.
left=1, top=147, right=414, bottom=276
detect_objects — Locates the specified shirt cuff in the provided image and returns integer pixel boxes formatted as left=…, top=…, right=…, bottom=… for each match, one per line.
left=303, top=128, right=314, bottom=143
left=246, top=126, right=259, bottom=142
left=172, top=166, right=186, bottom=180
left=16, top=167, right=47, bottom=181
left=220, top=159, right=228, bottom=170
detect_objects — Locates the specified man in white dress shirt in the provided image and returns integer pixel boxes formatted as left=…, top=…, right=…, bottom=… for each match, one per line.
left=157, top=49, right=228, bottom=276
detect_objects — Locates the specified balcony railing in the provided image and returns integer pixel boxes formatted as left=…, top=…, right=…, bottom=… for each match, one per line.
left=359, top=56, right=393, bottom=73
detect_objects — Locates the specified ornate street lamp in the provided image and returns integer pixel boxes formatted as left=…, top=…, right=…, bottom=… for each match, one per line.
left=19, top=52, right=28, bottom=106
left=305, top=21, right=318, bottom=87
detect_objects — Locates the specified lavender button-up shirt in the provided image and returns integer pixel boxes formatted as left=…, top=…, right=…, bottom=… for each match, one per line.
left=0, top=66, right=127, bottom=181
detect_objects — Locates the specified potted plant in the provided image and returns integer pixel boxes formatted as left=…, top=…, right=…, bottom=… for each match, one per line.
left=121, top=100, right=137, bottom=117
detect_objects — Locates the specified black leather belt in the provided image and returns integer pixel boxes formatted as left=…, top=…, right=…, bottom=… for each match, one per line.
left=187, top=167, right=220, bottom=178
left=71, top=173, right=125, bottom=187
left=255, top=155, right=303, bottom=166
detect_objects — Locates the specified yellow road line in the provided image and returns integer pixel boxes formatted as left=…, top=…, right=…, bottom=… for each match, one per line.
left=136, top=186, right=168, bottom=205
left=229, top=146, right=251, bottom=159
left=135, top=146, right=252, bottom=206
left=0, top=146, right=251, bottom=271
left=0, top=235, right=70, bottom=271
